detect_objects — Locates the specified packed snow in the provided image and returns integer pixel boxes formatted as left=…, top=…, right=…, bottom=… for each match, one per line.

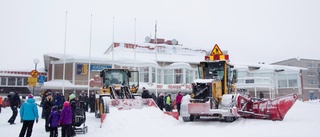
left=0, top=97, right=319, bottom=137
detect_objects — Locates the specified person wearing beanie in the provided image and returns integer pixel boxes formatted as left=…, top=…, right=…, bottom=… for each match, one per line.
left=43, top=92, right=54, bottom=132
left=19, top=94, right=39, bottom=137
left=48, top=106, right=59, bottom=137
left=59, top=101, right=74, bottom=137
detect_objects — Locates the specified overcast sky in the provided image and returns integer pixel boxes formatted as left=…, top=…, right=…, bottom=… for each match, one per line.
left=1, top=0, right=319, bottom=70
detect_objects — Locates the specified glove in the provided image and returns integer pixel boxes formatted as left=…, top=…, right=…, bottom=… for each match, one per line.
left=36, top=119, right=38, bottom=123
left=21, top=119, right=23, bottom=123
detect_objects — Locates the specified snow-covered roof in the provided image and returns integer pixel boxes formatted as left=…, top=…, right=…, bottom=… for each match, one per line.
left=234, top=63, right=308, bottom=72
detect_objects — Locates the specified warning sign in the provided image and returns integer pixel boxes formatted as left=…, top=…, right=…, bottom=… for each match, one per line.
left=31, top=70, right=39, bottom=78
left=210, top=44, right=223, bottom=55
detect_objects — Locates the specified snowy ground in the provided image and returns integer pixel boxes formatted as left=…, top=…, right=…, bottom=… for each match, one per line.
left=0, top=99, right=319, bottom=137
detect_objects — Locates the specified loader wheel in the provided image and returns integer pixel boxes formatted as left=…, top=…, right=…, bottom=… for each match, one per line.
left=190, top=115, right=194, bottom=121
left=225, top=117, right=235, bottom=122
left=182, top=117, right=190, bottom=122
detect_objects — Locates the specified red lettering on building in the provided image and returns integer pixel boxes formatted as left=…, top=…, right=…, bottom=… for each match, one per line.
left=89, top=75, right=102, bottom=87
left=168, top=84, right=182, bottom=89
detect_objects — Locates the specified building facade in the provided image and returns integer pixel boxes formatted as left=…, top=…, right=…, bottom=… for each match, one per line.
left=272, top=58, right=320, bottom=100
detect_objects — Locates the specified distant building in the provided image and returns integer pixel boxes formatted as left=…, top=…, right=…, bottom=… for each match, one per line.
left=0, top=69, right=46, bottom=96
left=272, top=58, right=320, bottom=100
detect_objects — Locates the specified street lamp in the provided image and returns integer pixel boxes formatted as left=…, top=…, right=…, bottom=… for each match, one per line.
left=32, top=58, right=40, bottom=95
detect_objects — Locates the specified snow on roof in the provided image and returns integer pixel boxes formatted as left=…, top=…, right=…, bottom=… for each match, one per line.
left=233, top=63, right=307, bottom=72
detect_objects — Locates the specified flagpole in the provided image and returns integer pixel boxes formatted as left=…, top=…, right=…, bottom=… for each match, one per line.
left=62, top=11, right=68, bottom=96
left=155, top=20, right=158, bottom=97
left=87, top=14, right=93, bottom=96
left=112, top=17, right=115, bottom=68
left=134, top=18, right=136, bottom=70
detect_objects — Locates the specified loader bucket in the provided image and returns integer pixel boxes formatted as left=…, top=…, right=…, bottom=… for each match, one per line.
left=110, top=98, right=158, bottom=110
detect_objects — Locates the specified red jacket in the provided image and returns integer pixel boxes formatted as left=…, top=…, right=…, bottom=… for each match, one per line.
left=175, top=94, right=183, bottom=104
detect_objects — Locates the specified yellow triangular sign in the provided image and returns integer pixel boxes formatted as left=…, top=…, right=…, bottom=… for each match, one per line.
left=210, top=44, right=223, bottom=55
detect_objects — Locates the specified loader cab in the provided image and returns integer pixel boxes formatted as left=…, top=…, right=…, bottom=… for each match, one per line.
left=100, top=69, right=139, bottom=94
left=199, top=60, right=234, bottom=95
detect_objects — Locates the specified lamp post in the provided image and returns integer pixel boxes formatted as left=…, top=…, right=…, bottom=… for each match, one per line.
left=32, top=58, right=40, bottom=95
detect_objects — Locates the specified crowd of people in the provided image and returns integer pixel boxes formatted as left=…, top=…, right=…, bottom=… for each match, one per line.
left=141, top=87, right=184, bottom=115
left=3, top=88, right=185, bottom=136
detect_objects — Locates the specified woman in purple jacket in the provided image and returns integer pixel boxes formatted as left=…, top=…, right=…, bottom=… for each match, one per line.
left=59, top=101, right=73, bottom=137
left=48, top=106, right=59, bottom=137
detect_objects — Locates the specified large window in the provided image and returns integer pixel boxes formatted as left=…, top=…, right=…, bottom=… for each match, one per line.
left=139, top=67, right=149, bottom=82
left=1, top=77, right=6, bottom=85
left=278, top=74, right=287, bottom=88
left=288, top=74, right=298, bottom=87
left=17, top=78, right=23, bottom=86
left=152, top=68, right=161, bottom=83
left=308, top=80, right=316, bottom=85
left=186, top=69, right=194, bottom=83
left=174, top=69, right=183, bottom=84
left=23, top=78, right=28, bottom=86
left=8, top=77, right=16, bottom=86
left=307, top=63, right=315, bottom=68
left=164, top=69, right=173, bottom=84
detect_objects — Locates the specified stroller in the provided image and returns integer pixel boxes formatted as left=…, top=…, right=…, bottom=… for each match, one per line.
left=73, top=107, right=88, bottom=134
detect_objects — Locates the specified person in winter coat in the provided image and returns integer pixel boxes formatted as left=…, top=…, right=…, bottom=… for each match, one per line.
left=19, top=94, right=39, bottom=137
left=54, top=92, right=65, bottom=110
left=78, top=91, right=86, bottom=110
left=43, top=92, right=55, bottom=132
left=8, top=92, right=21, bottom=125
left=48, top=106, right=59, bottom=137
left=59, top=101, right=74, bottom=137
left=89, top=91, right=95, bottom=113
left=141, top=87, right=151, bottom=98
left=0, top=96, right=3, bottom=113
left=157, top=93, right=165, bottom=111
left=175, top=91, right=183, bottom=115
left=165, top=94, right=172, bottom=112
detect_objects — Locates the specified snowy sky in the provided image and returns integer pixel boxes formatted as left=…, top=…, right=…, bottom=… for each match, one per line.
left=1, top=0, right=319, bottom=70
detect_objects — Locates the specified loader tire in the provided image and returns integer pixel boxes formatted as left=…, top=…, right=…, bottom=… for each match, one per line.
left=190, top=115, right=194, bottom=121
left=225, top=116, right=235, bottom=122
left=182, top=117, right=190, bottom=122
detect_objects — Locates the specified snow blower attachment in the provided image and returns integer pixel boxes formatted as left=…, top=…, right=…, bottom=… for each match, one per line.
left=180, top=44, right=298, bottom=122
left=237, top=94, right=298, bottom=120
left=95, top=69, right=157, bottom=118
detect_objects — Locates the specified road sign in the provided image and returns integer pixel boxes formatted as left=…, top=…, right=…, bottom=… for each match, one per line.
left=210, top=44, right=223, bottom=55
left=38, top=75, right=46, bottom=84
left=31, top=70, right=39, bottom=78
left=28, top=77, right=38, bottom=86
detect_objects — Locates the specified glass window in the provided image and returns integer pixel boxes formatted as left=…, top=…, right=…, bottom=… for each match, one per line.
left=8, top=77, right=16, bottom=86
left=174, top=69, right=183, bottom=84
left=287, top=74, right=298, bottom=87
left=308, top=80, right=316, bottom=85
left=139, top=67, right=149, bottom=82
left=186, top=69, right=194, bottom=83
left=237, top=71, right=248, bottom=78
left=157, top=68, right=161, bottom=84
left=151, top=68, right=161, bottom=83
left=307, top=63, right=315, bottom=68
left=164, top=69, right=173, bottom=84
left=17, top=78, right=23, bottom=86
left=152, top=68, right=156, bottom=83
left=278, top=80, right=287, bottom=88
left=1, top=77, right=6, bottom=85
left=23, top=78, right=28, bottom=86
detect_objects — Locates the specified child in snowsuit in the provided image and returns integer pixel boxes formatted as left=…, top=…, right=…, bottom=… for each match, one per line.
left=49, top=106, right=59, bottom=137
left=59, top=101, right=74, bottom=137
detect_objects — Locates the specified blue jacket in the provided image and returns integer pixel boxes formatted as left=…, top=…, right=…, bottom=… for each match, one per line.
left=20, top=98, right=39, bottom=120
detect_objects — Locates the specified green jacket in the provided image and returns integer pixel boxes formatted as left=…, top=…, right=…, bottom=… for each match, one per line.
left=166, top=96, right=171, bottom=105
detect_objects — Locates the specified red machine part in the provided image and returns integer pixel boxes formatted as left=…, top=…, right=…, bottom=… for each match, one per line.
left=236, top=94, right=298, bottom=121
